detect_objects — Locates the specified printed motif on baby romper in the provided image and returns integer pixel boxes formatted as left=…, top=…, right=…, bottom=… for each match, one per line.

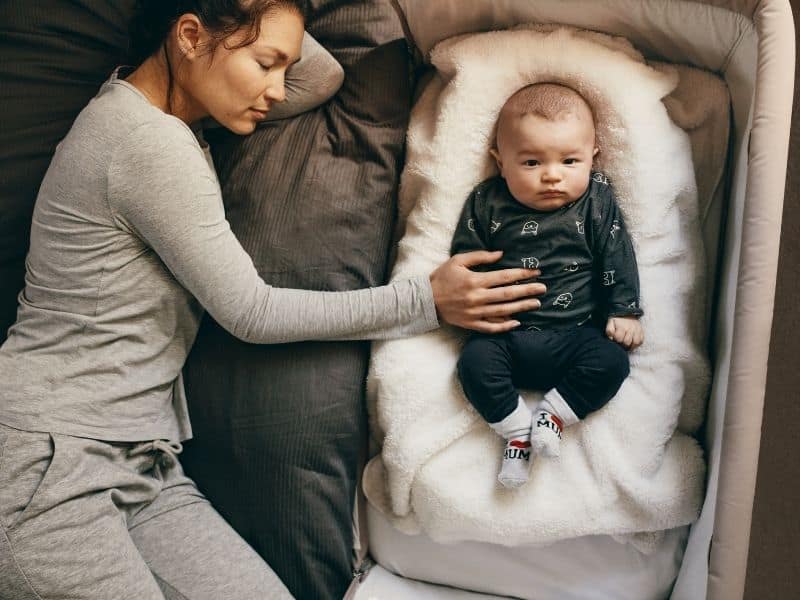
left=521, top=257, right=540, bottom=269
left=576, top=219, right=585, bottom=235
left=467, top=218, right=476, bottom=232
left=564, top=261, right=580, bottom=272
left=610, top=219, right=621, bottom=239
left=592, top=172, right=609, bottom=185
left=553, top=292, right=573, bottom=309
left=490, top=220, right=502, bottom=234
left=602, top=270, right=616, bottom=286
left=521, top=220, right=539, bottom=236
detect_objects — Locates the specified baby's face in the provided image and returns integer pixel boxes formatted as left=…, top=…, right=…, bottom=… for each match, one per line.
left=492, top=111, right=598, bottom=211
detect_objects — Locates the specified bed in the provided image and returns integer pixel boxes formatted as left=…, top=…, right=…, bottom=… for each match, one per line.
left=0, top=1, right=794, bottom=600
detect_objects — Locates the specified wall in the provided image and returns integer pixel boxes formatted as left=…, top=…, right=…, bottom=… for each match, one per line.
left=744, top=2, right=800, bottom=597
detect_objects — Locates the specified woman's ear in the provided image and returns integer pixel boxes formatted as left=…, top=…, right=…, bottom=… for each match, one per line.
left=174, top=13, right=204, bottom=57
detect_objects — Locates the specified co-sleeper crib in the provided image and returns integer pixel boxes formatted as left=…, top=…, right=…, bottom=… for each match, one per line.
left=348, top=2, right=795, bottom=599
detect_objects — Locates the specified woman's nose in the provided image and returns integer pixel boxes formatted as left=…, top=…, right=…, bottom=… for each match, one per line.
left=264, top=72, right=287, bottom=103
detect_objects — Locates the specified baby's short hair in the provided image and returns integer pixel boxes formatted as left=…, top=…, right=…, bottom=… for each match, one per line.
left=499, top=82, right=593, bottom=123
left=494, top=83, right=595, bottom=150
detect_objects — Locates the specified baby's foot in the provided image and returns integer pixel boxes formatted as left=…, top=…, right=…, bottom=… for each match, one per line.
left=498, top=434, right=532, bottom=488
left=530, top=411, right=563, bottom=458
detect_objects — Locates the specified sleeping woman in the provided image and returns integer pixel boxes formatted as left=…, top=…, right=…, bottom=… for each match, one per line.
left=0, top=0, right=545, bottom=598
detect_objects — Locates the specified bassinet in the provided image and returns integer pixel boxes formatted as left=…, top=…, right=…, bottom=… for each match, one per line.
left=349, top=2, right=795, bottom=599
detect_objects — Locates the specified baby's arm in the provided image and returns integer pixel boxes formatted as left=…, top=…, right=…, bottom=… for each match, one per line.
left=592, top=183, right=644, bottom=349
left=451, top=185, right=490, bottom=257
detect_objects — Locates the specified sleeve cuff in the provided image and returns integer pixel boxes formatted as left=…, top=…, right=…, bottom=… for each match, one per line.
left=415, top=274, right=440, bottom=332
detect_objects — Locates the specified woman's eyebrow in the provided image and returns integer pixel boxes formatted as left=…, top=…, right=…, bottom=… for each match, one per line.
left=264, top=47, right=301, bottom=65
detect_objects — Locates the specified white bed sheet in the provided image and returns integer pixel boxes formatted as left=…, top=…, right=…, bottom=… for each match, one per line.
left=364, top=502, right=688, bottom=600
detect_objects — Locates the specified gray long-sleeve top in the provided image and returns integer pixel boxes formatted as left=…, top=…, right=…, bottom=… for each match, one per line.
left=0, top=74, right=438, bottom=442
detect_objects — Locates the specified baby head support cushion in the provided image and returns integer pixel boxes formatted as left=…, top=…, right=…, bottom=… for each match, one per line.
left=365, top=25, right=711, bottom=548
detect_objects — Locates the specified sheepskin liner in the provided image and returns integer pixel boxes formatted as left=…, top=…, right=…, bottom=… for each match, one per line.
left=364, top=26, right=710, bottom=547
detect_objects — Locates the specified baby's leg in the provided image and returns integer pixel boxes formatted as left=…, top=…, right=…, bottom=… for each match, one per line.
left=458, top=334, right=532, bottom=488
left=552, top=325, right=630, bottom=418
left=519, top=326, right=629, bottom=456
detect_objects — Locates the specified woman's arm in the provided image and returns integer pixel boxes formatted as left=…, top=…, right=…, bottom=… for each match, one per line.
left=108, top=121, right=543, bottom=344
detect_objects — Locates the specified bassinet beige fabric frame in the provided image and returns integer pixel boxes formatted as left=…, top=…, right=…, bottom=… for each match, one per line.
left=381, top=2, right=795, bottom=599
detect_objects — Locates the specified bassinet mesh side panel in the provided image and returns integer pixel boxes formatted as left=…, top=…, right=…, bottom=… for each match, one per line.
left=179, top=2, right=412, bottom=599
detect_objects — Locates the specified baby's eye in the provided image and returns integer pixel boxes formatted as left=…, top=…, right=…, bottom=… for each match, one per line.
left=523, top=159, right=539, bottom=167
left=563, top=158, right=579, bottom=165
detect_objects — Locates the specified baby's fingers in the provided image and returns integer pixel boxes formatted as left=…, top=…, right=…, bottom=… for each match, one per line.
left=632, top=326, right=645, bottom=349
left=622, top=328, right=634, bottom=349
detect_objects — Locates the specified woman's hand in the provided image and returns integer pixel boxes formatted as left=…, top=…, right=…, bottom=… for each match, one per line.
left=430, top=250, right=546, bottom=333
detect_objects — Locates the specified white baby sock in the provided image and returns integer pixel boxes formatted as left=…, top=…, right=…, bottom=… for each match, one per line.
left=530, top=389, right=579, bottom=458
left=490, top=397, right=533, bottom=488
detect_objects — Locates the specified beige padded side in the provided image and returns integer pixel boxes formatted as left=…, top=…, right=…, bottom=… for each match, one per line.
left=703, top=0, right=759, bottom=17
left=394, top=0, right=753, bottom=69
left=707, top=2, right=796, bottom=599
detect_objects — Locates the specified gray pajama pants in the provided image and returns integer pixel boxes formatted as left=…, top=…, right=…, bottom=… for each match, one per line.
left=0, top=423, right=292, bottom=600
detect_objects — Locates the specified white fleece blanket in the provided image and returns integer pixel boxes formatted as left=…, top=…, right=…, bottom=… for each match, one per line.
left=363, top=26, right=711, bottom=549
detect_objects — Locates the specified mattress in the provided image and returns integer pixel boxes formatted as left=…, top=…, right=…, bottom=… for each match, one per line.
left=358, top=503, right=688, bottom=600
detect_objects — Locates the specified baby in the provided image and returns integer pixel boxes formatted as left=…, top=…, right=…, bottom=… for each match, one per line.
left=451, top=83, right=644, bottom=488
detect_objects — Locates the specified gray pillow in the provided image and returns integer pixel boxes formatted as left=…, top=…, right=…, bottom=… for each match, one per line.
left=179, top=2, right=413, bottom=599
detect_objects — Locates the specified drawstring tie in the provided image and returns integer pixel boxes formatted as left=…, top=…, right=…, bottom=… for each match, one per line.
left=129, top=439, right=183, bottom=469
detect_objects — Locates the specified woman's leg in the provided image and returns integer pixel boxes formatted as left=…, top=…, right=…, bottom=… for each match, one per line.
left=0, top=425, right=166, bottom=600
left=128, top=462, right=292, bottom=600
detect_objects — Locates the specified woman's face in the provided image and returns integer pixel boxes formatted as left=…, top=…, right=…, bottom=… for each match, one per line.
left=184, top=9, right=304, bottom=133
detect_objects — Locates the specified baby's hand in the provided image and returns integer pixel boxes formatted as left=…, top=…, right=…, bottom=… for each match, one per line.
left=605, top=316, right=644, bottom=350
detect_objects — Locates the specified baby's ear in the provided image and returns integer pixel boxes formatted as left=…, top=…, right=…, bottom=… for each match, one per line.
left=593, top=146, right=600, bottom=158
left=489, top=147, right=503, bottom=172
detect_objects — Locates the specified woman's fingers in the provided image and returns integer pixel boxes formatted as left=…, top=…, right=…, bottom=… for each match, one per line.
left=469, top=318, right=522, bottom=334
left=452, top=250, right=505, bottom=268
left=477, top=267, right=540, bottom=288
left=606, top=319, right=616, bottom=340
left=429, top=253, right=544, bottom=332
left=479, top=281, right=546, bottom=305
left=476, top=298, right=541, bottom=318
